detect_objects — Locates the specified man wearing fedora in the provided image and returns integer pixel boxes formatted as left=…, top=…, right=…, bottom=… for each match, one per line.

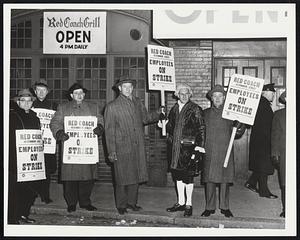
left=50, top=83, right=104, bottom=213
left=104, top=75, right=164, bottom=215
left=245, top=83, right=278, bottom=199
left=271, top=91, right=286, bottom=217
left=201, top=85, right=245, bottom=218
left=32, top=79, right=58, bottom=204
left=9, top=89, right=40, bottom=224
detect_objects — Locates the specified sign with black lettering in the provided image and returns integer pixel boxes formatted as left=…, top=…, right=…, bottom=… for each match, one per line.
left=63, top=116, right=99, bottom=164
left=16, top=129, right=46, bottom=182
left=32, top=108, right=56, bottom=154
left=222, top=74, right=264, bottom=125
left=43, top=12, right=106, bottom=54
left=147, top=44, right=176, bottom=91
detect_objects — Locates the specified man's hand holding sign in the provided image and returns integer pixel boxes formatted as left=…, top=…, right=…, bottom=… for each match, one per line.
left=222, top=74, right=264, bottom=168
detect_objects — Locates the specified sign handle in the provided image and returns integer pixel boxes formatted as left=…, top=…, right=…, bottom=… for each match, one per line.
left=160, top=90, right=166, bottom=136
left=223, top=126, right=237, bottom=168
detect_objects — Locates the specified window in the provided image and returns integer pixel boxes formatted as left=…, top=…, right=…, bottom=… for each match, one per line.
left=10, top=58, right=32, bottom=98
left=114, top=57, right=145, bottom=102
left=11, top=20, right=32, bottom=48
left=40, top=17, right=43, bottom=48
left=40, top=58, right=69, bottom=102
left=271, top=67, right=286, bottom=88
left=242, top=67, right=258, bottom=78
left=76, top=57, right=107, bottom=100
left=222, top=67, right=237, bottom=88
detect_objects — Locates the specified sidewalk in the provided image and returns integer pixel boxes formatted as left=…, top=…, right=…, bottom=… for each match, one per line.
left=31, top=180, right=285, bottom=229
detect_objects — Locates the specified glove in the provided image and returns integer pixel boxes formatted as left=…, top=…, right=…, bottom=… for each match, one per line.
left=159, top=113, right=167, bottom=121
left=157, top=106, right=167, bottom=118
left=93, top=124, right=104, bottom=136
left=56, top=130, right=69, bottom=142
left=108, top=152, right=117, bottom=163
left=233, top=120, right=243, bottom=129
left=271, top=156, right=280, bottom=169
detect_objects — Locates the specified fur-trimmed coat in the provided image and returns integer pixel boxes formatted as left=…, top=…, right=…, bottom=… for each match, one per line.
left=166, top=101, right=205, bottom=176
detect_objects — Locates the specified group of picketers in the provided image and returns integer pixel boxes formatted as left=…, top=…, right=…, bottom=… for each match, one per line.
left=8, top=76, right=286, bottom=225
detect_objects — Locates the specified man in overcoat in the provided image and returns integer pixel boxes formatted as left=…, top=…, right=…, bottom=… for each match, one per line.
left=201, top=85, right=245, bottom=218
left=32, top=79, right=58, bottom=204
left=104, top=75, right=164, bottom=215
left=50, top=83, right=104, bottom=212
left=245, top=83, right=278, bottom=199
left=9, top=89, right=40, bottom=224
left=271, top=91, right=286, bottom=217
left=165, top=83, right=205, bottom=217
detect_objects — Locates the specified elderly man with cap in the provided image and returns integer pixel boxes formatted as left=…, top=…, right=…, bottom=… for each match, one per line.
left=9, top=89, right=40, bottom=224
left=104, top=75, right=164, bottom=215
left=245, top=83, right=278, bottom=199
left=201, top=85, right=245, bottom=218
left=271, top=91, right=286, bottom=217
left=164, top=83, right=205, bottom=217
left=50, top=83, right=104, bottom=213
left=32, top=79, right=58, bottom=204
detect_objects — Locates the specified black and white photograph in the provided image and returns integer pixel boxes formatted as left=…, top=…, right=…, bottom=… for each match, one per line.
left=3, top=2, right=297, bottom=237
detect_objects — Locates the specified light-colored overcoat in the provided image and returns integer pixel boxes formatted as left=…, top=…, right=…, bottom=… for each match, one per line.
left=50, top=100, right=103, bottom=181
left=104, top=94, right=159, bottom=186
left=271, top=108, right=286, bottom=186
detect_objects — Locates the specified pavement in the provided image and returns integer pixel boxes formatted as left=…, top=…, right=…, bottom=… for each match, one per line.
left=31, top=176, right=285, bottom=229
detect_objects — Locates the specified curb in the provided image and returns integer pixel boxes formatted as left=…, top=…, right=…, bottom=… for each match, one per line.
left=31, top=205, right=285, bottom=229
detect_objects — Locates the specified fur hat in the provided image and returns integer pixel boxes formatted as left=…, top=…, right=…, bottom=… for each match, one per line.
left=13, top=88, right=36, bottom=102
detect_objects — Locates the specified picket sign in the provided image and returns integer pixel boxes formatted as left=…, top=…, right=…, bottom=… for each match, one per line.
left=147, top=44, right=176, bottom=136
left=222, top=74, right=264, bottom=168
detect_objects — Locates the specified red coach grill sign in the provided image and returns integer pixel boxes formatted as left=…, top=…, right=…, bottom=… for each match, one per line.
left=43, top=12, right=106, bottom=54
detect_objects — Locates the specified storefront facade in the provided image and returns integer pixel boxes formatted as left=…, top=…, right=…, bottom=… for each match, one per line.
left=10, top=9, right=286, bottom=186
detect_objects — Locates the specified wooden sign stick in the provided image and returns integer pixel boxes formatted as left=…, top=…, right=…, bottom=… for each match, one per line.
left=223, top=126, right=237, bottom=168
left=160, top=90, right=166, bottom=136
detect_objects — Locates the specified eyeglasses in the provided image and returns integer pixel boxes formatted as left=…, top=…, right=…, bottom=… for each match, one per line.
left=19, top=99, right=33, bottom=103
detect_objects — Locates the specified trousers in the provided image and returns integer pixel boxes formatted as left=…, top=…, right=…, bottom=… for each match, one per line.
left=247, top=171, right=271, bottom=197
left=115, top=184, right=139, bottom=209
left=205, top=182, right=230, bottom=210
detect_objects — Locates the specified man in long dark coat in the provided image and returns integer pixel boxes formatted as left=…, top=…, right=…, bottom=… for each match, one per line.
left=50, top=83, right=104, bottom=212
left=271, top=91, right=286, bottom=217
left=201, top=85, right=245, bottom=218
left=104, top=75, right=163, bottom=215
left=245, top=83, right=278, bottom=199
left=9, top=89, right=41, bottom=224
left=32, top=79, right=58, bottom=204
left=165, top=83, right=205, bottom=217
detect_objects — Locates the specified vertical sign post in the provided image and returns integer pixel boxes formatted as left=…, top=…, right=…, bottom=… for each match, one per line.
left=147, top=44, right=176, bottom=136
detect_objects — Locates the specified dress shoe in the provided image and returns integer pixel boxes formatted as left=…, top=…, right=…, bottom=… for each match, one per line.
left=127, top=204, right=142, bottom=211
left=117, top=208, right=128, bottom=215
left=42, top=198, right=53, bottom=204
left=221, top=209, right=234, bottom=218
left=244, top=183, right=258, bottom=193
left=280, top=211, right=285, bottom=218
left=80, top=204, right=97, bottom=211
left=260, top=193, right=278, bottom=199
left=201, top=209, right=215, bottom=217
left=20, top=215, right=36, bottom=223
left=166, top=203, right=186, bottom=212
left=183, top=206, right=193, bottom=217
left=67, top=205, right=76, bottom=212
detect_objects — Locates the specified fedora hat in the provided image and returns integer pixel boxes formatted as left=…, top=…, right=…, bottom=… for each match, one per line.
left=13, top=88, right=36, bottom=102
left=279, top=90, right=286, bottom=104
left=262, top=83, right=275, bottom=92
left=207, top=85, right=226, bottom=100
left=68, top=83, right=88, bottom=95
left=114, top=75, right=136, bottom=88
left=33, top=79, right=48, bottom=89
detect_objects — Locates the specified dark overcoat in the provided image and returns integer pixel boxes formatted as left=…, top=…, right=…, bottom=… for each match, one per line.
left=271, top=108, right=286, bottom=186
left=50, top=100, right=103, bottom=181
left=104, top=94, right=159, bottom=186
left=202, top=105, right=244, bottom=183
left=9, top=107, right=41, bottom=222
left=249, top=96, right=274, bottom=175
left=166, top=101, right=205, bottom=176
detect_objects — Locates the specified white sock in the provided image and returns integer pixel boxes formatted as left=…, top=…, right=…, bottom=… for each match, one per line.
left=176, top=180, right=185, bottom=205
left=186, top=183, right=194, bottom=206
